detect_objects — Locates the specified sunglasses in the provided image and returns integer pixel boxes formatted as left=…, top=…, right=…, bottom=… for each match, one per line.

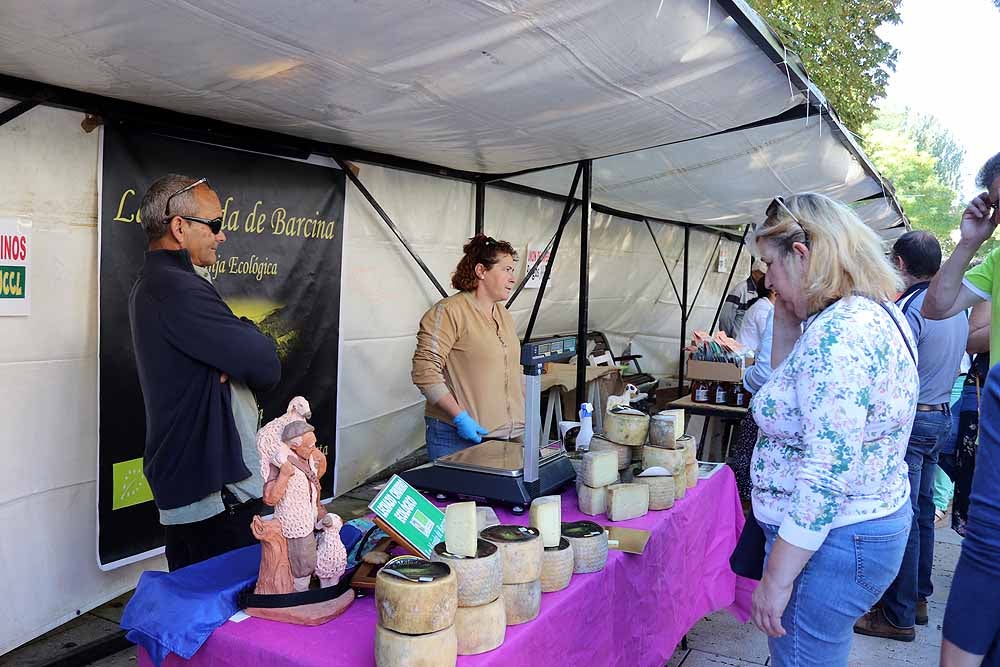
left=765, top=196, right=810, bottom=246
left=162, top=177, right=224, bottom=235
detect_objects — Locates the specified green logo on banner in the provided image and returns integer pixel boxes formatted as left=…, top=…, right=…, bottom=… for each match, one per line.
left=0, top=266, right=25, bottom=298
left=112, top=457, right=154, bottom=510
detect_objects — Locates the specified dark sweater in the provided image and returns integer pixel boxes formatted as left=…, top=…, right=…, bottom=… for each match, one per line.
left=128, top=249, right=281, bottom=510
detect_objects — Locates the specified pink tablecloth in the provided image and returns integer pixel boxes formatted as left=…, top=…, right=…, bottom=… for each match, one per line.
left=141, top=466, right=753, bottom=667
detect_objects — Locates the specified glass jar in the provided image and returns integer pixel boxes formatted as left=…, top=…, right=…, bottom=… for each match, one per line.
left=713, top=381, right=730, bottom=405
left=691, top=378, right=712, bottom=403
left=729, top=382, right=750, bottom=408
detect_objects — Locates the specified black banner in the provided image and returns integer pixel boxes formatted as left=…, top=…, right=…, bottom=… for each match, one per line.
left=98, top=123, right=344, bottom=568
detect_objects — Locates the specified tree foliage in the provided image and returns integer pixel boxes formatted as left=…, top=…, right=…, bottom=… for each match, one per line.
left=862, top=111, right=996, bottom=258
left=748, top=0, right=902, bottom=132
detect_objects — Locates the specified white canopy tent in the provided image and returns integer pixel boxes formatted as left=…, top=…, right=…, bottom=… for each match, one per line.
left=0, top=0, right=907, bottom=655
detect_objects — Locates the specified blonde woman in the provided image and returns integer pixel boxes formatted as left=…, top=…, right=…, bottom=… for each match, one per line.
left=748, top=193, right=919, bottom=665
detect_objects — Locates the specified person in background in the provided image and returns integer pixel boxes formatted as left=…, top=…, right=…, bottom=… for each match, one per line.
left=411, top=235, right=524, bottom=459
left=719, top=258, right=767, bottom=337
left=748, top=193, right=917, bottom=666
left=728, top=282, right=777, bottom=500
left=854, top=231, right=967, bottom=641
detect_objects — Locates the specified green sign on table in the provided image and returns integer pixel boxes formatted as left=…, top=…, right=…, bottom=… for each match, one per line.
left=368, top=475, right=446, bottom=558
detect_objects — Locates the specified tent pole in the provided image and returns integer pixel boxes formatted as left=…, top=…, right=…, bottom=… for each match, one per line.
left=678, top=227, right=690, bottom=392
left=522, top=163, right=584, bottom=337
left=575, top=160, right=592, bottom=405
left=710, top=226, right=749, bottom=333
left=645, top=219, right=682, bottom=305
left=686, top=236, right=724, bottom=318
left=332, top=156, right=448, bottom=299
left=475, top=181, right=485, bottom=235
left=508, top=202, right=579, bottom=311
left=0, top=100, right=37, bottom=127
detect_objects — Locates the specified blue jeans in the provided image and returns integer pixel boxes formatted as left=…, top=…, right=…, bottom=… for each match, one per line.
left=425, top=417, right=475, bottom=460
left=882, top=409, right=950, bottom=627
left=944, top=364, right=1000, bottom=661
left=760, top=505, right=911, bottom=667
left=939, top=382, right=978, bottom=479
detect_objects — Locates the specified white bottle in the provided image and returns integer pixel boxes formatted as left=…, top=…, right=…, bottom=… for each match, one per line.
left=576, top=403, right=594, bottom=451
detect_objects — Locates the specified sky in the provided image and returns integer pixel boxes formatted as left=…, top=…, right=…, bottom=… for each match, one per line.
left=878, top=0, right=1000, bottom=200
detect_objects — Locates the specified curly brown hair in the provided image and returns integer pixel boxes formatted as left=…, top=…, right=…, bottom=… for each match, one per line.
left=452, top=234, right=518, bottom=291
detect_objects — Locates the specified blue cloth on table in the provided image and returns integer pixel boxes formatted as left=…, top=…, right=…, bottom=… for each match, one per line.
left=122, top=523, right=369, bottom=666
left=122, top=544, right=260, bottom=666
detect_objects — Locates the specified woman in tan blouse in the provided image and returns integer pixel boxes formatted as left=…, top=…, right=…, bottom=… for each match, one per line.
left=411, top=235, right=524, bottom=459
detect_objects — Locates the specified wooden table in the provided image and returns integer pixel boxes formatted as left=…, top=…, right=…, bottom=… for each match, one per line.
left=539, top=363, right=622, bottom=437
left=666, top=394, right=747, bottom=461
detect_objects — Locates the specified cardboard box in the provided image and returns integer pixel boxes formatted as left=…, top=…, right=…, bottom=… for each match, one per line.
left=686, top=358, right=746, bottom=383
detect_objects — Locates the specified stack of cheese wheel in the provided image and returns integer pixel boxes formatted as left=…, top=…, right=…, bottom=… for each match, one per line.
left=480, top=525, right=543, bottom=625
left=635, top=467, right=675, bottom=510
left=603, top=406, right=649, bottom=467
left=375, top=557, right=458, bottom=667
left=561, top=520, right=609, bottom=574
left=641, top=446, right=684, bottom=504
left=432, top=502, right=505, bottom=655
left=589, top=436, right=631, bottom=470
left=682, top=434, right=698, bottom=489
left=576, top=450, right=619, bottom=516
left=530, top=496, right=574, bottom=592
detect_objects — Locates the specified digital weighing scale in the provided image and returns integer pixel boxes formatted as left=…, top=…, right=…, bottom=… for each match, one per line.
left=399, top=334, right=579, bottom=513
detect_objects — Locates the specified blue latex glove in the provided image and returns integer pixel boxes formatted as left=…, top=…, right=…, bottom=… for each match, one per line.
left=453, top=410, right=489, bottom=443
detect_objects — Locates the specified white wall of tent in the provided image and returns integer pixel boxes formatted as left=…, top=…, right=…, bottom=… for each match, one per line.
left=0, top=0, right=906, bottom=654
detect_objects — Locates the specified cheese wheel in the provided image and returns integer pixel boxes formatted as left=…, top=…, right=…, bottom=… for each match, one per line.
left=606, top=483, right=649, bottom=521
left=679, top=434, right=697, bottom=464
left=540, top=538, right=574, bottom=592
left=479, top=525, right=544, bottom=584
left=686, top=462, right=698, bottom=489
left=431, top=540, right=503, bottom=608
left=561, top=521, right=609, bottom=574
left=454, top=596, right=506, bottom=655
left=502, top=580, right=541, bottom=625
left=576, top=481, right=607, bottom=516
left=375, top=558, right=458, bottom=634
left=642, top=446, right=685, bottom=472
left=673, top=463, right=687, bottom=500
left=638, top=475, right=674, bottom=510
left=529, top=495, right=562, bottom=548
left=590, top=438, right=631, bottom=470
left=603, top=409, right=650, bottom=446
left=375, top=624, right=457, bottom=667
left=444, top=501, right=478, bottom=557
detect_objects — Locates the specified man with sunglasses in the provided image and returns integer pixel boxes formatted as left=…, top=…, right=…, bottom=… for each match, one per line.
left=128, top=174, right=281, bottom=571
left=923, top=152, right=1000, bottom=666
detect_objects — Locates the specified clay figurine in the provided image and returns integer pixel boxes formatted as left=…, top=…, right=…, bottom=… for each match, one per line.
left=245, top=408, right=353, bottom=626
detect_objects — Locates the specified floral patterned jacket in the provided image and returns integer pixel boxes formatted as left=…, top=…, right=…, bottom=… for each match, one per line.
left=750, top=296, right=918, bottom=550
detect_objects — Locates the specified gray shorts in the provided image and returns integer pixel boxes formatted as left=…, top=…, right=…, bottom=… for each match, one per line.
left=287, top=534, right=317, bottom=578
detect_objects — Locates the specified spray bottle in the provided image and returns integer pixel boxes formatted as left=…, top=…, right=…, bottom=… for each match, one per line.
left=576, top=402, right=594, bottom=451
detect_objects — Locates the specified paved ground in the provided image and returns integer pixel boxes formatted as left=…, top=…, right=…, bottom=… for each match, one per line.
left=2, top=497, right=964, bottom=666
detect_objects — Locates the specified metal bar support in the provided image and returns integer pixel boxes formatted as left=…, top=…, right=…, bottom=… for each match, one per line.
left=645, top=219, right=682, bottom=305
left=332, top=156, right=448, bottom=299
left=475, top=181, right=485, bottom=235
left=0, top=100, right=38, bottom=127
left=507, top=202, right=579, bottom=310
left=686, top=236, right=724, bottom=319
left=523, top=162, right=584, bottom=339
left=678, top=227, right=690, bottom=391
left=710, top=226, right=750, bottom=333
left=575, top=160, right=593, bottom=404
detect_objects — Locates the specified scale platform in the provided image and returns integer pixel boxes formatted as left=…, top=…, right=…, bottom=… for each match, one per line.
left=399, top=439, right=576, bottom=509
